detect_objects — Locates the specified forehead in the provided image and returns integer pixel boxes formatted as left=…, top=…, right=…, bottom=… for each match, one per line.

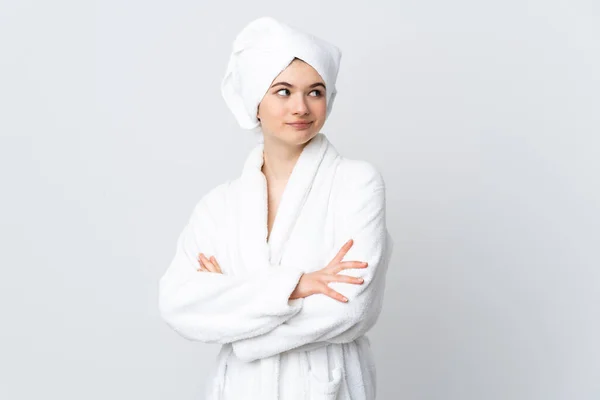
left=273, top=59, right=325, bottom=85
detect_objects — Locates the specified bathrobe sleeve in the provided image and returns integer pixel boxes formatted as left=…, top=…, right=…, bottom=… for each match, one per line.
left=158, top=187, right=305, bottom=344
left=231, top=160, right=393, bottom=362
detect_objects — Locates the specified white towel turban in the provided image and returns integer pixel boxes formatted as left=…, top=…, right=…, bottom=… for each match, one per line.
left=221, top=17, right=342, bottom=142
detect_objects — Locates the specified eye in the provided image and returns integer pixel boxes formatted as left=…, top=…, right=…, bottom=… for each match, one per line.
left=276, top=88, right=290, bottom=96
left=309, top=89, right=323, bottom=97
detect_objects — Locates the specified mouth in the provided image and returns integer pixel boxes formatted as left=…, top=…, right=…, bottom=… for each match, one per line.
left=286, top=121, right=313, bottom=129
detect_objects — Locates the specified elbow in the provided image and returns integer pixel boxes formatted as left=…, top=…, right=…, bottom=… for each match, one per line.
left=327, top=310, right=380, bottom=345
left=158, top=279, right=176, bottom=326
left=353, top=270, right=386, bottom=323
left=158, top=282, right=195, bottom=341
left=345, top=296, right=375, bottom=328
left=327, top=288, right=384, bottom=344
left=158, top=292, right=184, bottom=337
left=354, top=292, right=386, bottom=338
left=158, top=284, right=224, bottom=344
left=158, top=303, right=205, bottom=343
left=158, top=298, right=176, bottom=330
left=348, top=254, right=389, bottom=325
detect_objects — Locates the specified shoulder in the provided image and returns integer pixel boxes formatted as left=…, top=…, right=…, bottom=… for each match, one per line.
left=336, top=157, right=386, bottom=193
left=192, top=180, right=233, bottom=218
left=333, top=158, right=388, bottom=223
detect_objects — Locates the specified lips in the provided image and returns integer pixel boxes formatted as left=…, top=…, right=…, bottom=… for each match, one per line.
left=286, top=121, right=313, bottom=127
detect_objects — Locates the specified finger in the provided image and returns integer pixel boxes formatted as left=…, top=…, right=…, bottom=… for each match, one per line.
left=327, top=239, right=353, bottom=267
left=197, top=254, right=206, bottom=271
left=332, top=260, right=368, bottom=274
left=323, top=286, right=348, bottom=303
left=330, top=274, right=364, bottom=285
left=199, top=253, right=217, bottom=273
left=341, top=260, right=368, bottom=269
left=210, top=256, right=223, bottom=274
left=202, top=255, right=218, bottom=273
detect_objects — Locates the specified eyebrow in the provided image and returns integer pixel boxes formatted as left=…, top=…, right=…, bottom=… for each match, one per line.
left=270, top=81, right=326, bottom=90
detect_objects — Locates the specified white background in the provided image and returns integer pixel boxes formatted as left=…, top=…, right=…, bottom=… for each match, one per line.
left=1, top=0, right=598, bottom=399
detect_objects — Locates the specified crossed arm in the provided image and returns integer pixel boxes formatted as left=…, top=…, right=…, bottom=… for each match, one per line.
left=159, top=162, right=392, bottom=359
left=158, top=193, right=306, bottom=345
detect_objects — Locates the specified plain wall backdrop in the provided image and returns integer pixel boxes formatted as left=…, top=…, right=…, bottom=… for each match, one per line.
left=1, top=0, right=598, bottom=399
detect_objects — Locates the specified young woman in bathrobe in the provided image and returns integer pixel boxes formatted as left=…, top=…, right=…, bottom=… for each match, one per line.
left=159, top=17, right=393, bottom=400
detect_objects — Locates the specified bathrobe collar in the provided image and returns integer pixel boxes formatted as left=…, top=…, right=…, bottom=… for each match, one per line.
left=239, top=132, right=330, bottom=267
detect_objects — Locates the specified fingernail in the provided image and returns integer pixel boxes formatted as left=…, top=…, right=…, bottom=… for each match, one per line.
left=343, top=297, right=348, bottom=302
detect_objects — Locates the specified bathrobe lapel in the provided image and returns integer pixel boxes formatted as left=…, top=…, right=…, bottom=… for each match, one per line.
left=237, top=144, right=271, bottom=274
left=267, top=133, right=329, bottom=265
left=238, top=133, right=329, bottom=269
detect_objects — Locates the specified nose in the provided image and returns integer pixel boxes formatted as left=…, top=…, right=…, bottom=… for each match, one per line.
left=290, top=93, right=309, bottom=116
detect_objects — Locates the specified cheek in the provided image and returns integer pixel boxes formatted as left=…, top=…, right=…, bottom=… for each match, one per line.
left=259, top=100, right=285, bottom=123
left=265, top=101, right=285, bottom=117
left=314, top=100, right=327, bottom=118
left=277, top=107, right=289, bottom=119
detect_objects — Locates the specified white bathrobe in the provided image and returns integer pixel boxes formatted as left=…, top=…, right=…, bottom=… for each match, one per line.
left=159, top=133, right=393, bottom=399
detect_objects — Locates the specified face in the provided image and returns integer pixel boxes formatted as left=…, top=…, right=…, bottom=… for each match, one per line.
left=256, top=58, right=327, bottom=146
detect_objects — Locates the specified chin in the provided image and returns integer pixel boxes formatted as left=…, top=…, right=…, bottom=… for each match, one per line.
left=263, top=123, right=322, bottom=146
left=268, top=127, right=314, bottom=146
left=288, top=130, right=319, bottom=145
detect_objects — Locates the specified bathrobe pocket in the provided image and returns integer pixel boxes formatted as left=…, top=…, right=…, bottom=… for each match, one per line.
left=305, top=344, right=345, bottom=399
left=308, top=366, right=343, bottom=400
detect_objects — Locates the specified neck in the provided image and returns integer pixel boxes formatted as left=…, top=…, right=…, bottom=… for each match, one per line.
left=261, top=136, right=310, bottom=182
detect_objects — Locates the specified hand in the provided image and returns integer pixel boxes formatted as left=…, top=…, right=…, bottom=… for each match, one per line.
left=197, top=253, right=223, bottom=274
left=289, top=239, right=368, bottom=303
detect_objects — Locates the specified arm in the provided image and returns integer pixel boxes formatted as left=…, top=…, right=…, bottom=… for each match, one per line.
left=231, top=161, right=394, bottom=362
left=158, top=191, right=305, bottom=345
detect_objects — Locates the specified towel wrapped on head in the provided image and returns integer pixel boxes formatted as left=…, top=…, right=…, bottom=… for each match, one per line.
left=221, top=16, right=342, bottom=142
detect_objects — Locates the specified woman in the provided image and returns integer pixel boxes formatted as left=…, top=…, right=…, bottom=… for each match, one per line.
left=159, top=16, right=393, bottom=400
